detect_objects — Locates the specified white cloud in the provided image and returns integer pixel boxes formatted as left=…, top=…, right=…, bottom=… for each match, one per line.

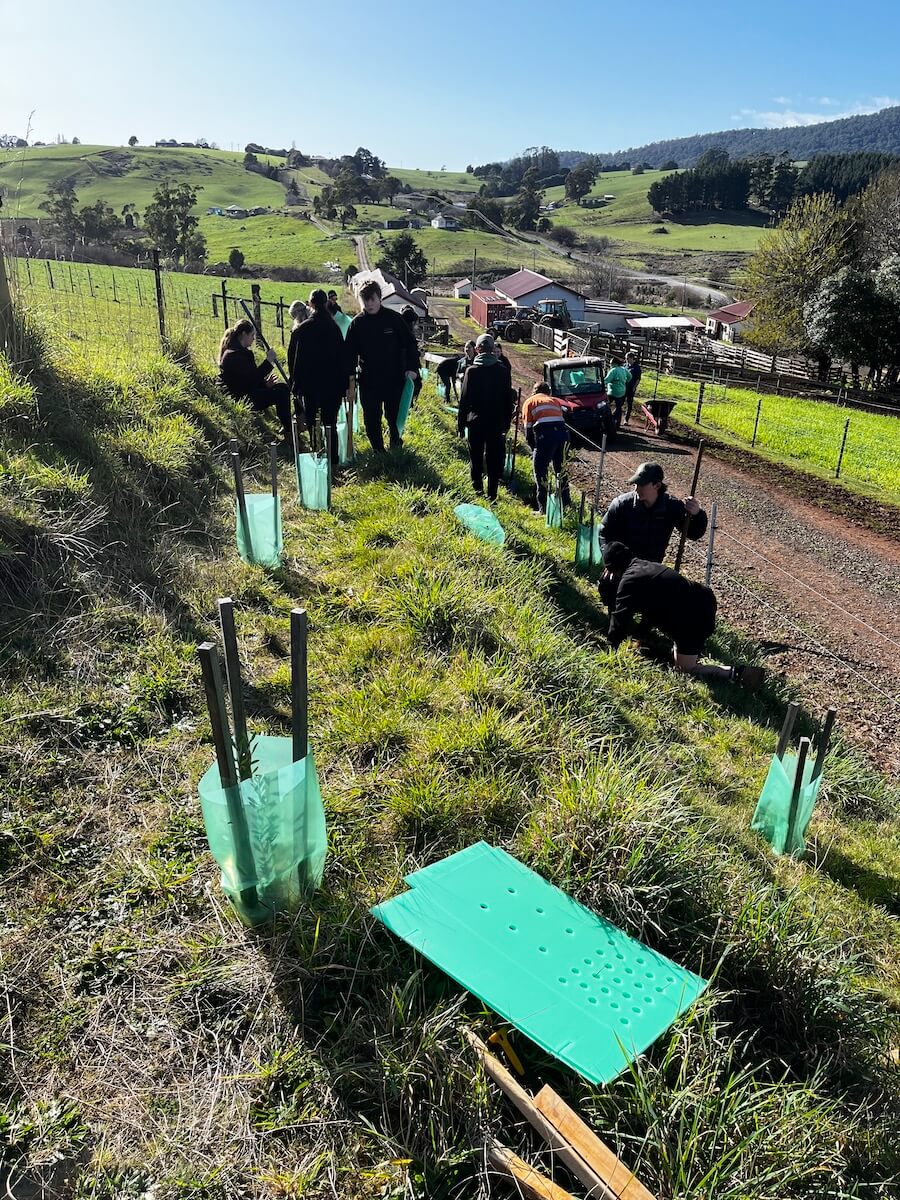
left=733, top=96, right=900, bottom=128
left=772, top=96, right=792, bottom=105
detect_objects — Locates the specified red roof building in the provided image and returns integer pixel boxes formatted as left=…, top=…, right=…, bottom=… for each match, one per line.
left=705, top=300, right=756, bottom=343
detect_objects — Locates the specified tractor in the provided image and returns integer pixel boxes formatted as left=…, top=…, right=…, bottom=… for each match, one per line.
left=490, top=298, right=573, bottom=343
left=543, top=356, right=616, bottom=443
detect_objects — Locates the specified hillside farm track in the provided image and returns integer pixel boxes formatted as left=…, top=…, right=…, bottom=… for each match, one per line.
left=433, top=300, right=900, bottom=776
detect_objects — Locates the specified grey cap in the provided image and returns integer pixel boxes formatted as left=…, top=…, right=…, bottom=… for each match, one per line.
left=475, top=332, right=495, bottom=352
left=627, top=461, right=664, bottom=486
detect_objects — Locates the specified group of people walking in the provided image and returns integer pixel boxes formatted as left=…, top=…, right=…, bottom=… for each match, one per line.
left=217, top=280, right=419, bottom=464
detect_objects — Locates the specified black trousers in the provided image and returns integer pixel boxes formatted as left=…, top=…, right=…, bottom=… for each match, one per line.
left=303, top=391, right=343, bottom=464
left=360, top=377, right=404, bottom=451
left=249, top=382, right=292, bottom=437
left=467, top=427, right=505, bottom=499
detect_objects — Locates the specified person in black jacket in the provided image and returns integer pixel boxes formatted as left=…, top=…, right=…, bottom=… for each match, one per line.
left=599, top=462, right=707, bottom=563
left=601, top=541, right=764, bottom=687
left=345, top=280, right=420, bottom=451
left=218, top=319, right=291, bottom=439
left=287, top=289, right=347, bottom=465
left=458, top=333, right=515, bottom=500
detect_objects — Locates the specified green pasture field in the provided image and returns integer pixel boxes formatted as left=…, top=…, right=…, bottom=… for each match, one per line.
left=388, top=166, right=482, bottom=193
left=542, top=169, right=768, bottom=254
left=650, top=373, right=900, bottom=501
left=200, top=212, right=352, bottom=272
left=374, top=224, right=573, bottom=280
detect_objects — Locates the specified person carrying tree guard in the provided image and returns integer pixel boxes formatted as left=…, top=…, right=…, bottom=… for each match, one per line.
left=218, top=318, right=292, bottom=441
left=345, top=280, right=419, bottom=451
left=288, top=288, right=347, bottom=466
left=522, top=381, right=571, bottom=511
left=458, top=333, right=514, bottom=501
left=605, top=355, right=632, bottom=428
left=601, top=541, right=764, bottom=687
left=623, top=350, right=642, bottom=424
left=600, top=461, right=707, bottom=564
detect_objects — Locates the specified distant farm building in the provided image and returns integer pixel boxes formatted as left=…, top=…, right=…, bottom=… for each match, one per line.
left=431, top=214, right=460, bottom=230
left=225, top=205, right=248, bottom=219
left=350, top=268, right=428, bottom=319
left=453, top=278, right=472, bottom=299
left=206, top=207, right=223, bottom=216
left=249, top=206, right=268, bottom=216
left=705, top=300, right=756, bottom=343
left=384, top=218, right=409, bottom=230
left=492, top=269, right=587, bottom=323
left=583, top=299, right=648, bottom=334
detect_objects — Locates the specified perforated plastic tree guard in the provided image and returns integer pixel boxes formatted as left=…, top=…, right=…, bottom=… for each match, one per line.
left=575, top=523, right=602, bottom=569
left=371, top=843, right=707, bottom=1085
left=397, top=377, right=415, bottom=437
left=296, top=452, right=330, bottom=510
left=751, top=753, right=824, bottom=856
left=336, top=409, right=353, bottom=466
left=454, top=503, right=505, bottom=545
left=199, top=735, right=327, bottom=919
left=334, top=310, right=351, bottom=338
left=236, top=495, right=283, bottom=568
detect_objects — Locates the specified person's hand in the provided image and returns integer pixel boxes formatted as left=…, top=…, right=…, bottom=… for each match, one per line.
left=405, top=370, right=417, bottom=381
left=265, top=374, right=276, bottom=388
left=684, top=496, right=701, bottom=516
left=266, top=348, right=278, bottom=364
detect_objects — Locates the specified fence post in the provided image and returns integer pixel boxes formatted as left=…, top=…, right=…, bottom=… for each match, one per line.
left=87, top=268, right=94, bottom=298
left=251, top=283, right=262, bottom=335
left=45, top=260, right=54, bottom=289
left=136, top=275, right=143, bottom=306
left=751, top=394, right=762, bottom=446
left=112, top=273, right=119, bottom=304
left=704, top=501, right=718, bottom=586
left=593, top=434, right=607, bottom=509
left=279, top=294, right=286, bottom=346
left=221, top=279, right=229, bottom=330
left=152, top=248, right=166, bottom=345
left=835, top=419, right=850, bottom=478
left=0, top=238, right=12, bottom=355
left=695, top=381, right=705, bottom=424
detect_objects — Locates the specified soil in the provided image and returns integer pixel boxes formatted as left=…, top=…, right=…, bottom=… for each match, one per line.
left=433, top=300, right=900, bottom=776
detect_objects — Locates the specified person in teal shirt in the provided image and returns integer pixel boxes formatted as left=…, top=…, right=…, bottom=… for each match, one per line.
left=605, top=356, right=631, bottom=427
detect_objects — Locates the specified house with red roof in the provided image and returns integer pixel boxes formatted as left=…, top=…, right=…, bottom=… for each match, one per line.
left=492, top=268, right=587, bottom=323
left=705, top=300, right=756, bottom=343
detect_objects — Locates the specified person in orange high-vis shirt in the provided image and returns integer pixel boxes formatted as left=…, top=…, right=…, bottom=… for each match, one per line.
left=521, top=382, right=571, bottom=511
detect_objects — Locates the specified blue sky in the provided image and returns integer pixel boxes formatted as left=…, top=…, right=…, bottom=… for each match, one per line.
left=4, top=0, right=900, bottom=166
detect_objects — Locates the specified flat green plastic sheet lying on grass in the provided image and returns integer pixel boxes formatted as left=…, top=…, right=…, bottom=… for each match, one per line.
left=453, top=503, right=505, bottom=545
left=751, top=753, right=824, bottom=856
left=236, top=494, right=283, bottom=568
left=199, top=735, right=327, bottom=908
left=397, top=377, right=415, bottom=437
left=372, top=842, right=707, bottom=1085
left=296, top=452, right=330, bottom=510
left=575, top=522, right=602, bottom=569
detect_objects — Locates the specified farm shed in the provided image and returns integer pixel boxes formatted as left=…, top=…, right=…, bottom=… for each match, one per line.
left=384, top=218, right=409, bottom=230
left=225, top=205, right=248, bottom=219
left=626, top=316, right=704, bottom=330
left=470, top=290, right=514, bottom=330
left=453, top=278, right=472, bottom=299
left=350, top=268, right=429, bottom=319
left=431, top=214, right=460, bottom=230
left=581, top=299, right=649, bottom=334
left=706, top=300, right=756, bottom=343
left=493, top=269, right=587, bottom=323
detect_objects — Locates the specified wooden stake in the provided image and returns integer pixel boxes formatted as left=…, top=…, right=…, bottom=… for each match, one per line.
left=812, top=708, right=837, bottom=781
left=463, top=1029, right=610, bottom=1198
left=593, top=434, right=607, bottom=509
left=578, top=490, right=586, bottom=527
left=239, top=299, right=289, bottom=383
left=217, top=598, right=250, bottom=779
left=326, top=425, right=333, bottom=509
left=486, top=1140, right=576, bottom=1200
left=269, top=441, right=279, bottom=500
left=291, top=608, right=308, bottom=763
left=588, top=504, right=597, bottom=566
left=673, top=440, right=704, bottom=573
left=197, top=642, right=257, bottom=905
left=231, top=450, right=254, bottom=562
left=775, top=702, right=799, bottom=761
left=345, top=391, right=355, bottom=460
left=785, top=736, right=811, bottom=854
left=291, top=411, right=303, bottom=502
left=533, top=1086, right=655, bottom=1200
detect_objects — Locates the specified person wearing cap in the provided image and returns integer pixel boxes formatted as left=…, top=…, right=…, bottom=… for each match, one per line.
left=458, top=333, right=515, bottom=500
left=601, top=541, right=763, bottom=687
left=599, top=462, right=707, bottom=564
left=605, top=356, right=632, bottom=428
left=521, top=381, right=571, bottom=512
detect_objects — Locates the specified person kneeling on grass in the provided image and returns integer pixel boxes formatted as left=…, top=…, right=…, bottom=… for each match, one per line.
left=218, top=318, right=292, bottom=441
left=458, top=333, right=515, bottom=501
left=522, top=382, right=571, bottom=511
left=600, top=540, right=764, bottom=688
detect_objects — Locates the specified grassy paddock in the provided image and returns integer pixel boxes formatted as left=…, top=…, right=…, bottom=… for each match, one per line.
left=646, top=372, right=900, bottom=499
left=0, top=310, right=898, bottom=1195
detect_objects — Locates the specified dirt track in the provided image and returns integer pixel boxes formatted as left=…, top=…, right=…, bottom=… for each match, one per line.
left=433, top=301, right=900, bottom=776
